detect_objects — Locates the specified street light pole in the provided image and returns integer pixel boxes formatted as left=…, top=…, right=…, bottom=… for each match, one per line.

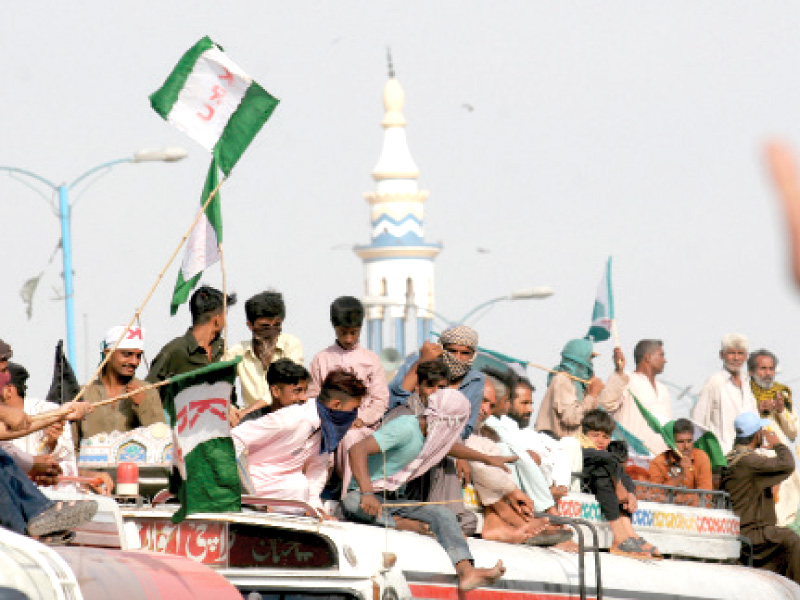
left=0, top=147, right=188, bottom=370
left=457, top=286, right=555, bottom=324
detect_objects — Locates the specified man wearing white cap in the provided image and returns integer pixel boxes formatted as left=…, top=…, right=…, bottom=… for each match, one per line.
left=721, top=411, right=800, bottom=584
left=73, top=325, right=164, bottom=450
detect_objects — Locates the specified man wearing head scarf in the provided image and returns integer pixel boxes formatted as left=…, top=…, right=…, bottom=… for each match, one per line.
left=345, top=388, right=511, bottom=592
left=73, top=325, right=165, bottom=451
left=388, top=325, right=485, bottom=440
left=692, top=333, right=758, bottom=454
left=535, top=338, right=628, bottom=439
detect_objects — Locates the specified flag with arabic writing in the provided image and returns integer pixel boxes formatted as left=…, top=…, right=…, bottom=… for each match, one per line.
left=587, top=256, right=614, bottom=342
left=150, top=36, right=280, bottom=314
left=163, top=359, right=242, bottom=523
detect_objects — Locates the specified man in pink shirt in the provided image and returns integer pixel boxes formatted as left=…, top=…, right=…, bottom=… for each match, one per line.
left=307, top=297, right=389, bottom=495
left=232, top=370, right=365, bottom=514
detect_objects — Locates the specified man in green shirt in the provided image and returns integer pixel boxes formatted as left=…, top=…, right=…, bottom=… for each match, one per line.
left=147, top=286, right=237, bottom=392
left=345, top=388, right=512, bottom=592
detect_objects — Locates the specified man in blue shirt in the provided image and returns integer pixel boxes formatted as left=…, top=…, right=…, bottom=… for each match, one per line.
left=388, top=325, right=484, bottom=440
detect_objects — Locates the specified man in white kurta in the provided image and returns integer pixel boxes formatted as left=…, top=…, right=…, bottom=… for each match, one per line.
left=692, top=333, right=757, bottom=454
left=232, top=398, right=330, bottom=511
left=602, top=340, right=672, bottom=456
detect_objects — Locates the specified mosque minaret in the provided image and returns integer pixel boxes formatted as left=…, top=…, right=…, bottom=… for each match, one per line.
left=355, top=73, right=441, bottom=356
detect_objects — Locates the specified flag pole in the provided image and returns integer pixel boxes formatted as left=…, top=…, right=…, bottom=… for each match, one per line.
left=219, top=242, right=229, bottom=355
left=69, top=176, right=228, bottom=404
left=525, top=361, right=592, bottom=385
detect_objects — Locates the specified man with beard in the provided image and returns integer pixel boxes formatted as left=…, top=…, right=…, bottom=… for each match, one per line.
left=748, top=349, right=800, bottom=527
left=388, top=325, right=485, bottom=439
left=535, top=338, right=628, bottom=439
left=74, top=326, right=164, bottom=450
left=225, top=291, right=304, bottom=424
left=507, top=376, right=581, bottom=496
left=604, top=339, right=672, bottom=455
left=692, top=333, right=757, bottom=454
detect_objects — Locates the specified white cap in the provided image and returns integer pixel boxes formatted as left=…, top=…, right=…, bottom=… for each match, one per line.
left=102, top=325, right=145, bottom=352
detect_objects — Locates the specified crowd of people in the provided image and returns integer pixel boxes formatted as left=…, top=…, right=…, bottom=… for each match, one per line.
left=1, top=286, right=800, bottom=589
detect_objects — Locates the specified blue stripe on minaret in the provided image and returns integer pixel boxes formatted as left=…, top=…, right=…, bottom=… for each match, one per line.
left=368, top=231, right=427, bottom=246
left=370, top=214, right=423, bottom=227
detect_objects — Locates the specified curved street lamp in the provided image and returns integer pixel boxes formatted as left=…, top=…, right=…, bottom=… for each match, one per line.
left=0, top=147, right=189, bottom=372
left=457, top=286, right=555, bottom=324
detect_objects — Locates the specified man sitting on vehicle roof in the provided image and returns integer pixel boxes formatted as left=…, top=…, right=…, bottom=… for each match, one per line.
left=344, top=388, right=509, bottom=592
left=721, top=412, right=800, bottom=584
left=237, top=358, right=310, bottom=425
left=232, top=369, right=364, bottom=515
left=468, top=376, right=571, bottom=547
left=383, top=359, right=478, bottom=536
left=388, top=326, right=485, bottom=440
left=581, top=409, right=662, bottom=559
left=481, top=369, right=562, bottom=519
left=506, top=373, right=582, bottom=496
left=648, top=418, right=713, bottom=506
left=74, top=325, right=164, bottom=452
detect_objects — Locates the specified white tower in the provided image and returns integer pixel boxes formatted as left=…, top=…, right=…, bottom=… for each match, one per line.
left=355, top=74, right=441, bottom=356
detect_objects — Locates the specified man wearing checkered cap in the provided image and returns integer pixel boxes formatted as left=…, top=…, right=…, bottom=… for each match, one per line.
left=72, top=325, right=164, bottom=451
left=721, top=411, right=800, bottom=583
left=388, top=325, right=485, bottom=440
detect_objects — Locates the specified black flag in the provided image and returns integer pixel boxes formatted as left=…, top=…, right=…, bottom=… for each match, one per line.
left=45, top=340, right=81, bottom=405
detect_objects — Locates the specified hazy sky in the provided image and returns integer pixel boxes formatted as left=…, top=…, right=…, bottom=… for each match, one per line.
left=3, top=3, right=800, bottom=413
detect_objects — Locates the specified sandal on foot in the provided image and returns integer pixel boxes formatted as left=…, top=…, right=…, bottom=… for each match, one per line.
left=633, top=537, right=663, bottom=560
left=28, top=499, right=98, bottom=538
left=524, top=529, right=573, bottom=546
left=610, top=537, right=649, bottom=559
left=38, top=530, right=76, bottom=546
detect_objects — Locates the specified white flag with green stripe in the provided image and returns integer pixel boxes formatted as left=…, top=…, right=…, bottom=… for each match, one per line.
left=150, top=35, right=279, bottom=176
left=150, top=36, right=279, bottom=314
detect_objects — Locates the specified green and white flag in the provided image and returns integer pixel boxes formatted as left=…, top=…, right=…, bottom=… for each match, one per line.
left=150, top=36, right=280, bottom=314
left=150, top=36, right=280, bottom=176
left=631, top=392, right=726, bottom=468
left=170, top=159, right=222, bottom=315
left=164, top=359, right=242, bottom=523
left=587, top=256, right=614, bottom=342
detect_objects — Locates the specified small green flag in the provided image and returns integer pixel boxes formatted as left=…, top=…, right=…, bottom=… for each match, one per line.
left=587, top=256, right=614, bottom=342
left=631, top=391, right=726, bottom=468
left=164, top=359, right=242, bottom=523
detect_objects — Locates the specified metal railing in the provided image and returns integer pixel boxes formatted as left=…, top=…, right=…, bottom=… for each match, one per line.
left=536, top=512, right=603, bottom=600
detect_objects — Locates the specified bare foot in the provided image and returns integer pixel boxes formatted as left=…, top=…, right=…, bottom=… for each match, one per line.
left=393, top=516, right=431, bottom=535
left=554, top=540, right=580, bottom=553
left=457, top=560, right=506, bottom=592
left=520, top=517, right=548, bottom=538
left=550, top=485, right=569, bottom=502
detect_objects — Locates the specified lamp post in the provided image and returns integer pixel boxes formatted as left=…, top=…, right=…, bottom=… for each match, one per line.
left=0, top=147, right=188, bottom=370
left=456, top=286, right=555, bottom=324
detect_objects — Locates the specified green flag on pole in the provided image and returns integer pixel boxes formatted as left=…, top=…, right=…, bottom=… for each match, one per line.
left=631, top=391, right=726, bottom=468
left=163, top=358, right=242, bottom=523
left=587, top=256, right=614, bottom=342
left=150, top=36, right=280, bottom=314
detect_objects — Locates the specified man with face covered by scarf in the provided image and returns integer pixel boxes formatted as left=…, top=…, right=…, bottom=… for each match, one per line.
left=388, top=325, right=485, bottom=440
left=232, top=369, right=365, bottom=515
left=535, top=338, right=628, bottom=439
left=345, top=388, right=513, bottom=592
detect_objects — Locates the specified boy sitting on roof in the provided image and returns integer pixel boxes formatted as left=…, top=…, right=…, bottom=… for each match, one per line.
left=344, top=388, right=510, bottom=592
left=581, top=409, right=662, bottom=559
left=237, top=359, right=310, bottom=424
left=232, top=369, right=365, bottom=515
